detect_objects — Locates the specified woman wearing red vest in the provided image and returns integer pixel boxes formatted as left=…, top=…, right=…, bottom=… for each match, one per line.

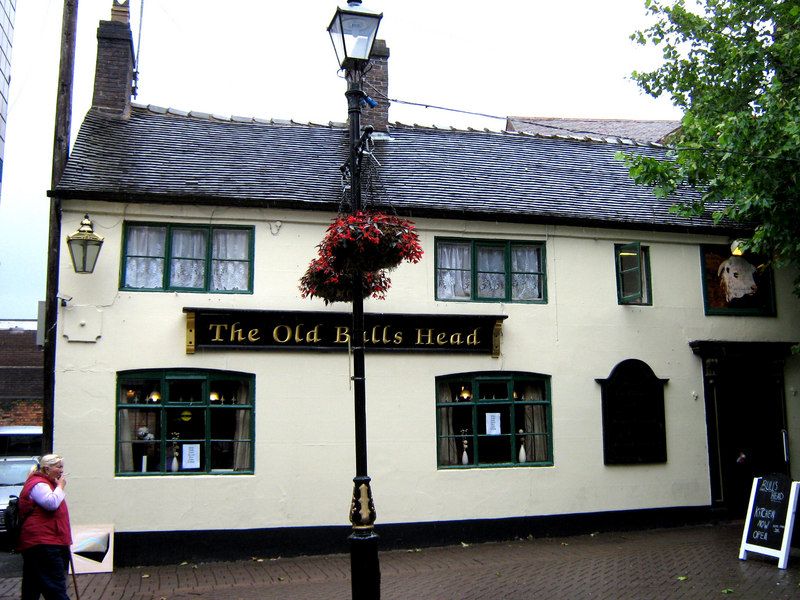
left=17, top=454, right=72, bottom=600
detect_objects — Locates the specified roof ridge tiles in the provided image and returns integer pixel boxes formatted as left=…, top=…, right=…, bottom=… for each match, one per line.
left=127, top=103, right=666, bottom=147
left=130, top=103, right=350, bottom=129
left=386, top=119, right=665, bottom=148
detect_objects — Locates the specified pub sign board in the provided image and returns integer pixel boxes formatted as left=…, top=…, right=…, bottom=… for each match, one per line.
left=739, top=474, right=799, bottom=569
left=184, top=308, right=506, bottom=356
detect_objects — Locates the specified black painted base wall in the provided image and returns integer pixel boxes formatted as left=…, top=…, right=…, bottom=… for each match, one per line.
left=114, top=505, right=720, bottom=567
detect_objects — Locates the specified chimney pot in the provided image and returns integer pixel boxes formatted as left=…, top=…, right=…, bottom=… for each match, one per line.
left=110, top=0, right=130, bottom=24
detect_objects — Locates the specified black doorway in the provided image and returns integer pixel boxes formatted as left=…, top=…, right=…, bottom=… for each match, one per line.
left=691, top=341, right=793, bottom=516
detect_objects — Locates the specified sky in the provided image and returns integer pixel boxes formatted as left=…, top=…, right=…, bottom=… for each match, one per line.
left=0, top=0, right=681, bottom=319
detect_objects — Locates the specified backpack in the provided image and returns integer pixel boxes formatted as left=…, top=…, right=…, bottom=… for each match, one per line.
left=4, top=495, right=21, bottom=550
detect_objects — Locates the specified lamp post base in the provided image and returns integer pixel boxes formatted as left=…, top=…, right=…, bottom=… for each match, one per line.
left=349, top=527, right=380, bottom=600
left=349, top=475, right=379, bottom=598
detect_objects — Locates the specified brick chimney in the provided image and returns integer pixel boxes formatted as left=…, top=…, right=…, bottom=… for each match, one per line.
left=91, top=0, right=135, bottom=118
left=363, top=39, right=390, bottom=132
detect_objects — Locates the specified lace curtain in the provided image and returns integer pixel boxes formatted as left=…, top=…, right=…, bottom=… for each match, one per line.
left=212, top=229, right=250, bottom=291
left=437, top=242, right=471, bottom=299
left=477, top=247, right=505, bottom=298
left=512, top=246, right=541, bottom=300
left=124, top=226, right=166, bottom=288
left=170, top=228, right=207, bottom=288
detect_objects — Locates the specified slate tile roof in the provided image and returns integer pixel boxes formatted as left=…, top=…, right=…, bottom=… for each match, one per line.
left=55, top=105, right=732, bottom=234
left=506, top=117, right=682, bottom=144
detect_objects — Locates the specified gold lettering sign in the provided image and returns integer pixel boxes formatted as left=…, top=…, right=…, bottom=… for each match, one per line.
left=183, top=309, right=506, bottom=356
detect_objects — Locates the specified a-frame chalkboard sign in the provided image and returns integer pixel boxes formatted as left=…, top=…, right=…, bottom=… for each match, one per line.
left=739, top=474, right=799, bottom=569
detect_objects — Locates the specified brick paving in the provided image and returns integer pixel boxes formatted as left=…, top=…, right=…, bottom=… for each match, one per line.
left=0, top=521, right=798, bottom=599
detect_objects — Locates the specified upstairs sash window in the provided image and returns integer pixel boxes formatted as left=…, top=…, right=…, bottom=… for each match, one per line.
left=122, top=223, right=253, bottom=293
left=436, top=239, right=545, bottom=303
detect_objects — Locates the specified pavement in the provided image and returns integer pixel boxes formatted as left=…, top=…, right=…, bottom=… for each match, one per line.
left=0, top=521, right=797, bottom=599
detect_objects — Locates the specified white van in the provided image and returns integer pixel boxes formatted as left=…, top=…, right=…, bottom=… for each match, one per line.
left=0, top=426, right=42, bottom=531
left=0, top=426, right=42, bottom=458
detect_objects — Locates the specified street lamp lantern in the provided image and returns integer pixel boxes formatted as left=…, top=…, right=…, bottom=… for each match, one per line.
left=66, top=214, right=104, bottom=274
left=328, top=1, right=383, bottom=71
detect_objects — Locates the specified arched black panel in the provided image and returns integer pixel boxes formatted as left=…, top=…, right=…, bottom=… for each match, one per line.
left=596, top=359, right=668, bottom=465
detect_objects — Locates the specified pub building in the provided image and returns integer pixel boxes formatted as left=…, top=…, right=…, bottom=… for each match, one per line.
left=48, top=3, right=798, bottom=565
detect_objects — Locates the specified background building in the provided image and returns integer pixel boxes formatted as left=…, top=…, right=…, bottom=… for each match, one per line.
left=0, top=320, right=42, bottom=427
left=0, top=0, right=14, bottom=195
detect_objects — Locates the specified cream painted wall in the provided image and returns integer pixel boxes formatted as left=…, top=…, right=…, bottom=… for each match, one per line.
left=55, top=201, right=800, bottom=533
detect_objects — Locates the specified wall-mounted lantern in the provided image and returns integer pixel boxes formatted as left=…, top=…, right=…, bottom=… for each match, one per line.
left=66, top=214, right=104, bottom=273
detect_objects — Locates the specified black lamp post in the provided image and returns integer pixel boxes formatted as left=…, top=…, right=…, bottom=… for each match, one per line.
left=327, top=2, right=383, bottom=598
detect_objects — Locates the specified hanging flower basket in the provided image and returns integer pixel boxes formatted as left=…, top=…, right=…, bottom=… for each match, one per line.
left=299, top=211, right=423, bottom=305
left=320, top=211, right=423, bottom=273
left=299, top=255, right=391, bottom=305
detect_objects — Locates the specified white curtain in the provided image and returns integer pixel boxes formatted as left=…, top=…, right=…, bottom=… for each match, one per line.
left=124, top=226, right=166, bottom=288
left=212, top=229, right=250, bottom=291
left=437, top=381, right=458, bottom=465
left=233, top=382, right=252, bottom=471
left=118, top=409, right=133, bottom=472
left=511, top=246, right=540, bottom=300
left=477, top=247, right=505, bottom=298
left=170, top=228, right=207, bottom=288
left=437, top=242, right=472, bottom=299
left=522, top=383, right=548, bottom=462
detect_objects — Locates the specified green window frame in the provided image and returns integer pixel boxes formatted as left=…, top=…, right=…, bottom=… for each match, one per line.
left=436, top=372, right=553, bottom=468
left=121, top=222, right=254, bottom=293
left=435, top=238, right=546, bottom=303
left=116, top=369, right=254, bottom=475
left=615, top=242, right=652, bottom=305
